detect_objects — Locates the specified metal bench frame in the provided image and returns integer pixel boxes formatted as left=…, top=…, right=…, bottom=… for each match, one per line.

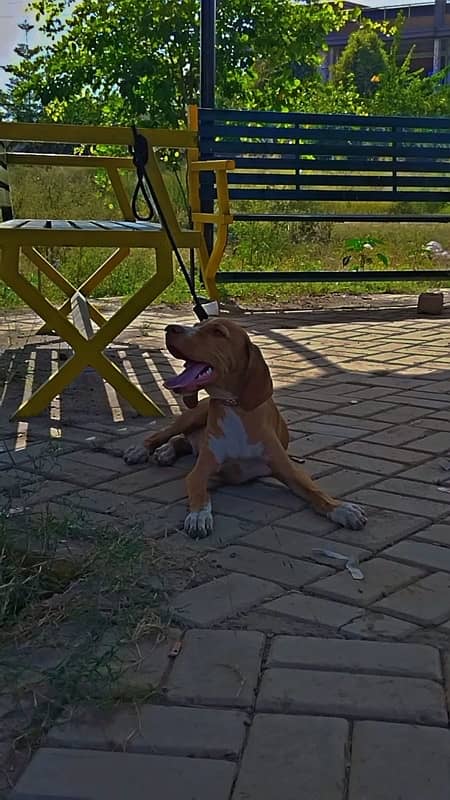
left=188, top=106, right=450, bottom=298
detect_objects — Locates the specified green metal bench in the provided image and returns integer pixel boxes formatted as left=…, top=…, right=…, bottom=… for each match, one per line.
left=193, top=107, right=450, bottom=296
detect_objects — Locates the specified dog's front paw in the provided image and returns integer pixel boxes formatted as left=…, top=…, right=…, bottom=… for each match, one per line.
left=328, top=502, right=367, bottom=530
left=123, top=445, right=149, bottom=465
left=184, top=504, right=214, bottom=539
left=154, top=442, right=177, bottom=466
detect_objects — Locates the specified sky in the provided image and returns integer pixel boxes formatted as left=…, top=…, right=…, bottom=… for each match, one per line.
left=0, top=0, right=42, bottom=85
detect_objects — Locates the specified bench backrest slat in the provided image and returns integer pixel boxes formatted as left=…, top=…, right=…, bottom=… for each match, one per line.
left=198, top=108, right=450, bottom=204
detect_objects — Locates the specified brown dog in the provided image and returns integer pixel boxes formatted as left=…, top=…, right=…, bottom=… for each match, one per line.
left=124, top=319, right=367, bottom=538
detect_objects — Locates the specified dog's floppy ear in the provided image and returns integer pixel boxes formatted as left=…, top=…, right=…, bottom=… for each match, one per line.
left=239, top=342, right=273, bottom=411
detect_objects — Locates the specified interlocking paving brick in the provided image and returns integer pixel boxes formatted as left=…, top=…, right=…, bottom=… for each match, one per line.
left=406, top=431, right=450, bottom=453
left=372, top=406, right=431, bottom=424
left=165, top=629, right=264, bottom=708
left=375, top=477, right=450, bottom=505
left=413, top=523, right=450, bottom=546
left=233, top=714, right=348, bottom=800
left=342, top=612, right=418, bottom=640
left=241, top=525, right=369, bottom=565
left=47, top=705, right=247, bottom=758
left=329, top=509, right=425, bottom=550
left=350, top=488, right=449, bottom=519
left=217, top=481, right=304, bottom=511
left=401, top=457, right=450, bottom=484
left=309, top=413, right=388, bottom=431
left=270, top=509, right=337, bottom=535
left=60, top=489, right=159, bottom=519
left=335, top=400, right=396, bottom=418
left=309, top=557, right=425, bottom=606
left=313, top=448, right=404, bottom=475
left=257, top=668, right=447, bottom=724
left=290, top=420, right=368, bottom=439
left=261, top=592, right=364, bottom=628
left=288, top=434, right=348, bottom=457
left=363, top=425, right=429, bottom=446
left=382, top=540, right=450, bottom=573
left=348, top=721, right=450, bottom=800
left=314, top=468, right=378, bottom=496
left=10, top=748, right=235, bottom=800
left=95, top=465, right=185, bottom=494
left=171, top=573, right=280, bottom=626
left=206, top=493, right=290, bottom=524
left=267, top=636, right=441, bottom=680
left=341, top=441, right=427, bottom=464
left=208, top=546, right=330, bottom=588
left=374, top=572, right=450, bottom=625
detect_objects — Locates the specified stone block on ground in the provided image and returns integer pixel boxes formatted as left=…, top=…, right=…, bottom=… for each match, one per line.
left=171, top=573, right=280, bottom=626
left=349, top=720, right=450, bottom=800
left=47, top=705, right=247, bottom=758
left=382, top=540, right=450, bottom=573
left=207, top=546, right=330, bottom=588
left=267, top=637, right=441, bottom=679
left=329, top=509, right=426, bottom=551
left=309, top=557, right=425, bottom=606
left=257, top=668, right=447, bottom=725
left=374, top=571, right=450, bottom=625
left=233, top=714, right=348, bottom=800
left=240, top=526, right=369, bottom=564
left=11, top=748, right=235, bottom=800
left=165, top=629, right=264, bottom=708
left=341, top=612, right=418, bottom=640
left=261, top=592, right=365, bottom=629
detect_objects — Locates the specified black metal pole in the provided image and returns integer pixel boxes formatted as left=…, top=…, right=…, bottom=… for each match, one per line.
left=200, top=0, right=216, bottom=260
left=200, top=0, right=216, bottom=109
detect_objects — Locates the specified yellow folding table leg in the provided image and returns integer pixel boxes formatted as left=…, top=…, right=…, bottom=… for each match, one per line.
left=26, top=247, right=110, bottom=334
left=4, top=267, right=163, bottom=419
left=4, top=242, right=174, bottom=419
left=54, top=247, right=130, bottom=323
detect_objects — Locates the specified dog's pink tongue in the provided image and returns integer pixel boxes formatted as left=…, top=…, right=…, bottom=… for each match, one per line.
left=164, top=361, right=209, bottom=392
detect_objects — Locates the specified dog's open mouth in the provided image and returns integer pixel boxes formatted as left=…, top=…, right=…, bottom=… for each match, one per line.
left=164, top=361, right=216, bottom=394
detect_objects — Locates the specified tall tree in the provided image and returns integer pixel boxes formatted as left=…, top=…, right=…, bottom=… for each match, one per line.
left=0, top=19, right=43, bottom=121
left=10, top=0, right=357, bottom=125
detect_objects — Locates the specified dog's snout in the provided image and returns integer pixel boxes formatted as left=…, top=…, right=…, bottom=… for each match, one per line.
left=166, top=324, right=185, bottom=335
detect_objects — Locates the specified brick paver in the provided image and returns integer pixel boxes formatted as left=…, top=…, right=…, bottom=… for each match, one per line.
left=4, top=303, right=450, bottom=798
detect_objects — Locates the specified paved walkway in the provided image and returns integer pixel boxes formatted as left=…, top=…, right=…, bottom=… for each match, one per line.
left=2, top=301, right=450, bottom=798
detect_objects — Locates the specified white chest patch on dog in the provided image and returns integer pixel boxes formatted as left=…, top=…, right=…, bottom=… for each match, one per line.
left=208, top=408, right=264, bottom=464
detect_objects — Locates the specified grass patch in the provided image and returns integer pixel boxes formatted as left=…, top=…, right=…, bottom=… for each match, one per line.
left=2, top=164, right=450, bottom=312
left=0, top=478, right=211, bottom=787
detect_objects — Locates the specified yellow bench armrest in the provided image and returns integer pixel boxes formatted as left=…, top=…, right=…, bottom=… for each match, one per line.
left=190, top=159, right=235, bottom=172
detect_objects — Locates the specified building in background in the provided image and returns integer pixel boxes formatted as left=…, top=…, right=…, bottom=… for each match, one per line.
left=326, top=0, right=450, bottom=79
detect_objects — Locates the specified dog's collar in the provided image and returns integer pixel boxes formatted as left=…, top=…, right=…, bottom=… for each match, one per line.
left=207, top=389, right=239, bottom=406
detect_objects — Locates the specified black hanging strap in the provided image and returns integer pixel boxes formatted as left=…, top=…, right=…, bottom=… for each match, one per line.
left=129, top=125, right=208, bottom=321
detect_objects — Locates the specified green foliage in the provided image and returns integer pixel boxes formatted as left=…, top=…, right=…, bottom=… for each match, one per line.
left=4, top=0, right=357, bottom=125
left=343, top=235, right=389, bottom=271
left=333, top=21, right=387, bottom=95
left=368, top=35, right=450, bottom=116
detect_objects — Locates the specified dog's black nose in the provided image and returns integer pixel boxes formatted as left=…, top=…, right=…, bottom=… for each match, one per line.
left=165, top=324, right=185, bottom=335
